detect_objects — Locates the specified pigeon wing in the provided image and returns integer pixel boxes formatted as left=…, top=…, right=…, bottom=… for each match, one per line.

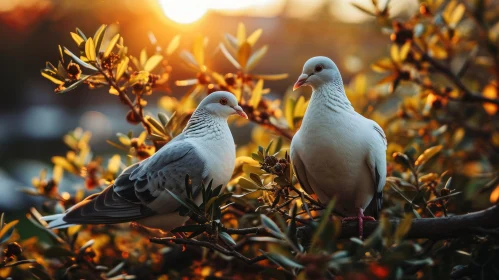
left=59, top=140, right=208, bottom=226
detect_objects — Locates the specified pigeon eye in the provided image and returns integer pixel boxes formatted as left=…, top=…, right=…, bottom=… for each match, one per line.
left=219, top=98, right=228, bottom=105
left=315, top=64, right=324, bottom=72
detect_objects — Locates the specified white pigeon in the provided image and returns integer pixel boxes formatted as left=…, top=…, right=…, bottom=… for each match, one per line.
left=43, top=91, right=248, bottom=231
left=290, top=56, right=387, bottom=238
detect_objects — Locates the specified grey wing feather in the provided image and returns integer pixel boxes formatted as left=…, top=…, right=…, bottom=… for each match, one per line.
left=365, top=122, right=387, bottom=219
left=290, top=145, right=315, bottom=196
left=59, top=139, right=207, bottom=226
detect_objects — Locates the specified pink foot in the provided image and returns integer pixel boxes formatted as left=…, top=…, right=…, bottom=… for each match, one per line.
left=342, top=208, right=375, bottom=239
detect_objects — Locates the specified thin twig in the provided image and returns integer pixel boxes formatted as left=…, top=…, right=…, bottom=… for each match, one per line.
left=97, top=68, right=152, bottom=133
left=150, top=237, right=267, bottom=264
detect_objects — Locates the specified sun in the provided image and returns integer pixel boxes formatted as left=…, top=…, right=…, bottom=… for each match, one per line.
left=158, top=0, right=208, bottom=24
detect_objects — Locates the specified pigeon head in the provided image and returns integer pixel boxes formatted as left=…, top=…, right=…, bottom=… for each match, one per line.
left=293, top=56, right=342, bottom=91
left=198, top=91, right=248, bottom=119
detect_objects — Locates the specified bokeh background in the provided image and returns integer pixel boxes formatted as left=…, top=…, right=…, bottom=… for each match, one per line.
left=0, top=0, right=418, bottom=211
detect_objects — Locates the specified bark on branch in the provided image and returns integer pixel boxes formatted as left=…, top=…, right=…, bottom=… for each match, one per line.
left=298, top=204, right=499, bottom=241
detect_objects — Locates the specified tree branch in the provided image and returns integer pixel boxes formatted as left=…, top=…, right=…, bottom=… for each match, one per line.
left=298, top=204, right=499, bottom=241
left=150, top=237, right=266, bottom=264
left=413, top=45, right=499, bottom=106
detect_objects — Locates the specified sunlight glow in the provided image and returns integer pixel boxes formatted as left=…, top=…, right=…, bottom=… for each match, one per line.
left=158, top=0, right=209, bottom=24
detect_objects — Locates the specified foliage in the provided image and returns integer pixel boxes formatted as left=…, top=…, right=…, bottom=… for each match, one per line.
left=4, top=1, right=499, bottom=279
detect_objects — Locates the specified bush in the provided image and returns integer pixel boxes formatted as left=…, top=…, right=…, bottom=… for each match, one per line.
left=2, top=1, right=499, bottom=279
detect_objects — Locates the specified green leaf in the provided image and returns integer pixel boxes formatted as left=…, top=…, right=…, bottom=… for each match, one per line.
left=63, top=47, right=97, bottom=71
left=251, top=152, right=264, bottom=163
left=57, top=75, right=91, bottom=94
left=103, top=33, right=120, bottom=58
left=219, top=232, right=236, bottom=246
left=165, top=189, right=198, bottom=213
left=212, top=184, right=223, bottom=197
left=76, top=27, right=87, bottom=41
left=158, top=112, right=169, bottom=127
left=265, top=140, right=273, bottom=157
left=238, top=177, right=260, bottom=191
left=427, top=191, right=462, bottom=203
left=249, top=173, right=263, bottom=187
left=311, top=198, right=336, bottom=249
left=262, top=251, right=304, bottom=269
left=261, top=215, right=283, bottom=238
left=286, top=203, right=299, bottom=250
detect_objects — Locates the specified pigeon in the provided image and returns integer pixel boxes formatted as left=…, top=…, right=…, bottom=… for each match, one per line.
left=43, top=91, right=248, bottom=231
left=290, top=56, right=387, bottom=238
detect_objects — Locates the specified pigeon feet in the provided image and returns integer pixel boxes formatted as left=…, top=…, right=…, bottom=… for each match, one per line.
left=342, top=208, right=375, bottom=239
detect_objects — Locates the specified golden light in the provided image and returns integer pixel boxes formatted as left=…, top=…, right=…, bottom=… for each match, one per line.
left=158, top=0, right=209, bottom=24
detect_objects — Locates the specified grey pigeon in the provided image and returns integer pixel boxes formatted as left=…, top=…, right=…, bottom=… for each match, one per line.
left=290, top=56, right=387, bottom=238
left=43, top=91, right=248, bottom=231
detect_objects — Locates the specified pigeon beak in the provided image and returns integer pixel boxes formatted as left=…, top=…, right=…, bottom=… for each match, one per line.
left=293, top=73, right=309, bottom=91
left=231, top=105, right=248, bottom=119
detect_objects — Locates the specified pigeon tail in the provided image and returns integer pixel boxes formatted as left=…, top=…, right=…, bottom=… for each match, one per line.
left=41, top=214, right=75, bottom=229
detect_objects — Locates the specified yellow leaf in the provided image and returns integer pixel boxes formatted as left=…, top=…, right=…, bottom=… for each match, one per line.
left=490, top=185, right=499, bottom=203
left=371, top=58, right=395, bottom=73
left=246, top=45, right=268, bottom=72
left=103, top=33, right=120, bottom=58
left=140, top=48, right=147, bottom=67
left=70, top=32, right=84, bottom=46
left=249, top=79, right=264, bottom=109
left=399, top=41, right=411, bottom=61
left=449, top=3, right=465, bottom=27
left=247, top=28, right=262, bottom=46
left=285, top=97, right=297, bottom=130
left=41, top=72, right=64, bottom=85
left=238, top=42, right=251, bottom=70
left=53, top=165, right=64, bottom=184
left=85, top=38, right=96, bottom=61
left=236, top=22, right=246, bottom=45
left=391, top=44, right=400, bottom=63
left=107, top=154, right=121, bottom=174
left=394, top=213, right=412, bottom=243
left=211, top=72, right=227, bottom=86
left=219, top=43, right=241, bottom=69
left=252, top=73, right=288, bottom=80
left=137, top=131, right=147, bottom=146
left=68, top=225, right=82, bottom=237
left=192, top=35, right=205, bottom=67
left=166, top=35, right=180, bottom=56
left=415, top=145, right=443, bottom=166
left=144, top=54, right=163, bottom=72
left=482, top=82, right=498, bottom=115
left=109, top=86, right=119, bottom=95
left=116, top=56, right=129, bottom=81
left=293, top=96, right=307, bottom=118
left=117, top=133, right=131, bottom=146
